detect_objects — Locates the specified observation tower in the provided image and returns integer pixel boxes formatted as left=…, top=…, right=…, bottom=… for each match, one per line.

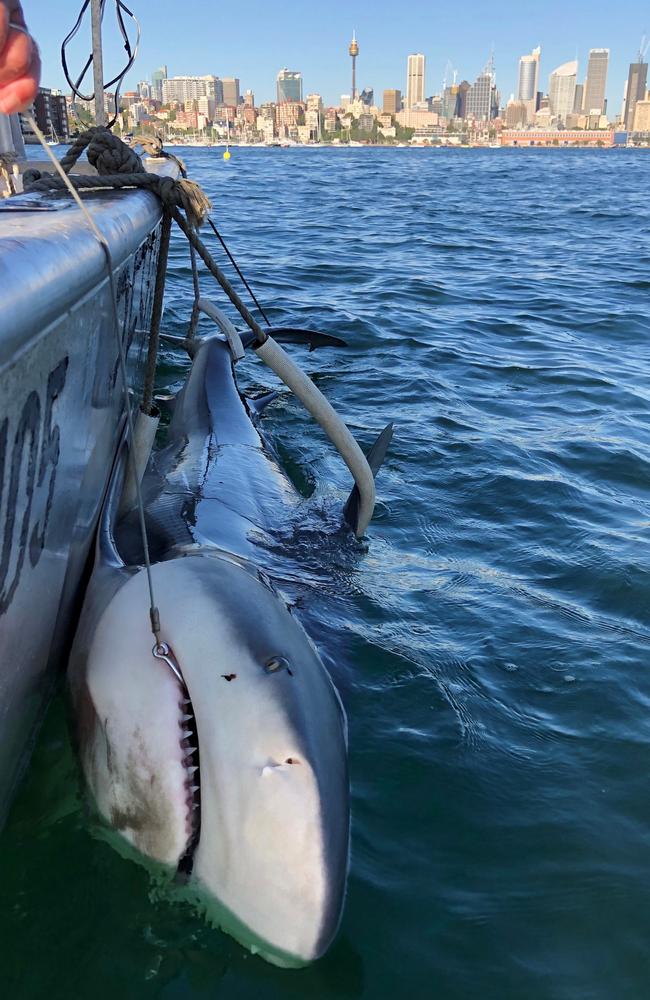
left=349, top=31, right=359, bottom=101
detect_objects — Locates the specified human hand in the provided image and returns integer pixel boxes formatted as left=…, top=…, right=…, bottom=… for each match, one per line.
left=0, top=1, right=41, bottom=114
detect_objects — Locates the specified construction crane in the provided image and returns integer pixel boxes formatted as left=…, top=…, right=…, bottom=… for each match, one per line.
left=638, top=33, right=649, bottom=62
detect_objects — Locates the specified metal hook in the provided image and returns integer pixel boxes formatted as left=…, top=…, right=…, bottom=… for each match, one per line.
left=152, top=641, right=184, bottom=685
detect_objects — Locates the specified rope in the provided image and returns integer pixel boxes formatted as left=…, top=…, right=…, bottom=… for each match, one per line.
left=0, top=153, right=18, bottom=197
left=206, top=216, right=271, bottom=327
left=171, top=208, right=268, bottom=346
left=24, top=167, right=211, bottom=229
left=141, top=210, right=172, bottom=415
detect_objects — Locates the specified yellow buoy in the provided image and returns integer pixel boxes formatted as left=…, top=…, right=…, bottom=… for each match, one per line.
left=223, top=149, right=231, bottom=161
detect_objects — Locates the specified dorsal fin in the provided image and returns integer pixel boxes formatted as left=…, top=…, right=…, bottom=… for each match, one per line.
left=343, top=423, right=394, bottom=534
left=247, top=390, right=279, bottom=419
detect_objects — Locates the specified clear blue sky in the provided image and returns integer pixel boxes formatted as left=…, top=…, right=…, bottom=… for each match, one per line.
left=30, top=0, right=647, bottom=111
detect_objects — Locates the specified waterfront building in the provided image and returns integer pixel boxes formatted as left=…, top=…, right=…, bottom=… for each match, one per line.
left=396, top=109, right=439, bottom=128
left=357, top=112, right=374, bottom=132
left=517, top=46, right=541, bottom=119
left=383, top=89, right=402, bottom=114
left=467, top=62, right=498, bottom=121
left=214, top=104, right=235, bottom=124
left=128, top=101, right=148, bottom=126
left=275, top=101, right=305, bottom=128
left=406, top=54, right=425, bottom=109
left=258, top=116, right=275, bottom=142
left=633, top=98, right=650, bottom=131
left=623, top=61, right=648, bottom=131
left=548, top=61, right=578, bottom=121
left=349, top=32, right=359, bottom=101
left=500, top=127, right=614, bottom=146
left=222, top=78, right=240, bottom=106
left=162, top=75, right=222, bottom=104
left=244, top=89, right=255, bottom=108
left=324, top=108, right=338, bottom=132
left=277, top=69, right=302, bottom=103
left=150, top=65, right=167, bottom=102
left=583, top=49, right=609, bottom=115
left=33, top=88, right=70, bottom=141
left=305, top=108, right=322, bottom=140
left=197, top=96, right=216, bottom=119
left=505, top=99, right=528, bottom=127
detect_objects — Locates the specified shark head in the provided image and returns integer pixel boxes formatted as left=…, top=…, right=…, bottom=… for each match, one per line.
left=71, top=552, right=349, bottom=965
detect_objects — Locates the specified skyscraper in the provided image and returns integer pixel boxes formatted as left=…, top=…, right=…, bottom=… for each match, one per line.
left=349, top=32, right=359, bottom=101
left=406, top=54, right=425, bottom=109
left=150, top=65, right=168, bottom=102
left=276, top=69, right=303, bottom=103
left=517, top=46, right=541, bottom=119
left=222, top=78, right=240, bottom=106
left=573, top=83, right=584, bottom=113
left=548, top=60, right=578, bottom=120
left=583, top=49, right=609, bottom=115
left=467, top=60, right=498, bottom=121
left=457, top=80, right=471, bottom=120
left=442, top=84, right=459, bottom=119
left=624, top=60, right=648, bottom=131
left=383, top=89, right=402, bottom=114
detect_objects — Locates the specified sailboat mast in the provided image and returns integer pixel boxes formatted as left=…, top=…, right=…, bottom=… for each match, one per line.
left=90, top=0, right=106, bottom=127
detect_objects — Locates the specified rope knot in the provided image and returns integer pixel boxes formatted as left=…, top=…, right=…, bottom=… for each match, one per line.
left=154, top=175, right=211, bottom=229
left=86, top=129, right=144, bottom=176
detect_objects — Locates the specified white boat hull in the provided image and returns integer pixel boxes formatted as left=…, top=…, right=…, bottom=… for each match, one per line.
left=0, top=184, right=164, bottom=825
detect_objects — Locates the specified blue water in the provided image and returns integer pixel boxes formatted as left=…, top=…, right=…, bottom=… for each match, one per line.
left=3, top=148, right=650, bottom=999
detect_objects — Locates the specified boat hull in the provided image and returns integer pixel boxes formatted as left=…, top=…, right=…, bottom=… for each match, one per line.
left=0, top=185, right=164, bottom=826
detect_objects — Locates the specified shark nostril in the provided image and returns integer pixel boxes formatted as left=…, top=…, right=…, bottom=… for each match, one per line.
left=285, top=757, right=300, bottom=765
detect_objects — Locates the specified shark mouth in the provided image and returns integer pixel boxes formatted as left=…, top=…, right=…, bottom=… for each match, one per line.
left=174, top=671, right=202, bottom=879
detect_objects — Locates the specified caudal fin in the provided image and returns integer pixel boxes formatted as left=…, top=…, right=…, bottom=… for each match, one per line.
left=343, top=423, right=394, bottom=535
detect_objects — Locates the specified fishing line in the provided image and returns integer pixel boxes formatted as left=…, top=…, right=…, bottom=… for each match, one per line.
left=25, top=114, right=163, bottom=646
left=206, top=216, right=272, bottom=326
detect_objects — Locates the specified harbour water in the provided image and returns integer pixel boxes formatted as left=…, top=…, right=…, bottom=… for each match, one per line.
left=2, top=148, right=650, bottom=999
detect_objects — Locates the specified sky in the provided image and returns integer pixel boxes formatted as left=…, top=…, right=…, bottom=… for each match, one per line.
left=29, top=0, right=648, bottom=112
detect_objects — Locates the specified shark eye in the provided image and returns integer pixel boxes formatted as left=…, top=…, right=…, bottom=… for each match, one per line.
left=264, top=656, right=292, bottom=675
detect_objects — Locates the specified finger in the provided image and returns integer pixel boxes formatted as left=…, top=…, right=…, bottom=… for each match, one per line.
left=0, top=44, right=39, bottom=113
left=0, top=6, right=8, bottom=52
left=0, top=21, right=32, bottom=85
left=0, top=1, right=26, bottom=49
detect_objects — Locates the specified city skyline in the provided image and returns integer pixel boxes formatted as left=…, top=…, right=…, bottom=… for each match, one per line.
left=30, top=0, right=648, bottom=111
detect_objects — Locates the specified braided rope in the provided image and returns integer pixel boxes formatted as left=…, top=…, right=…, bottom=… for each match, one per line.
left=24, top=166, right=211, bottom=229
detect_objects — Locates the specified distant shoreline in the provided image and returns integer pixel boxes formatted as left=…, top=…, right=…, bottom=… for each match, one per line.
left=159, top=142, right=646, bottom=152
